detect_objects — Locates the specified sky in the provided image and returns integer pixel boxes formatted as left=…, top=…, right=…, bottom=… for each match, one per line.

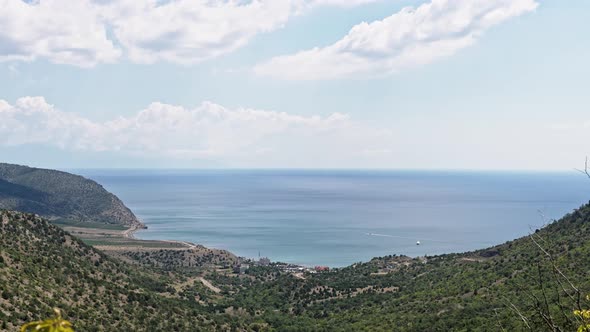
left=0, top=0, right=588, bottom=170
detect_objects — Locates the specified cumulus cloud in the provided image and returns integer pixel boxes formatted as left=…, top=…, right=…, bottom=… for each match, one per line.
left=0, top=96, right=390, bottom=164
left=254, top=0, right=538, bottom=80
left=98, top=1, right=295, bottom=64
left=0, top=0, right=382, bottom=67
left=0, top=0, right=121, bottom=67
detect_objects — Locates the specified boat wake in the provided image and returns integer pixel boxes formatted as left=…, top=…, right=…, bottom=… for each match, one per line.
left=365, top=232, right=454, bottom=244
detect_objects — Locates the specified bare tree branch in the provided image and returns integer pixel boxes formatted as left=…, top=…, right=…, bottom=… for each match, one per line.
left=505, top=299, right=533, bottom=330
left=494, top=308, right=508, bottom=332
left=529, top=231, right=581, bottom=310
left=574, top=157, right=590, bottom=179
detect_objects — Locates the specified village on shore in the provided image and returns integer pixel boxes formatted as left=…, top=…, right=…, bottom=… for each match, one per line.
left=233, top=256, right=331, bottom=278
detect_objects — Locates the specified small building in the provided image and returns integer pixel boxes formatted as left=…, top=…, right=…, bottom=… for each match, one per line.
left=240, top=264, right=250, bottom=274
left=314, top=266, right=330, bottom=272
left=233, top=263, right=250, bottom=274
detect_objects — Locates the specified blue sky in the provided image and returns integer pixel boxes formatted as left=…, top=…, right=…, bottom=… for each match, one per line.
left=0, top=0, right=588, bottom=170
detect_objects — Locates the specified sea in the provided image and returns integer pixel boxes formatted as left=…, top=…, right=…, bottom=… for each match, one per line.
left=75, top=169, right=590, bottom=267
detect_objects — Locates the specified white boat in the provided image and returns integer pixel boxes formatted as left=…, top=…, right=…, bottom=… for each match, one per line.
left=416, top=241, right=421, bottom=245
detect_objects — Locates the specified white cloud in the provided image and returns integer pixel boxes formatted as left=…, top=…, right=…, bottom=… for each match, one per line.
left=0, top=0, right=121, bottom=67
left=254, top=0, right=538, bottom=80
left=1, top=97, right=586, bottom=170
left=302, top=0, right=382, bottom=9
left=0, top=0, right=382, bottom=67
left=0, top=96, right=391, bottom=164
left=99, top=0, right=295, bottom=64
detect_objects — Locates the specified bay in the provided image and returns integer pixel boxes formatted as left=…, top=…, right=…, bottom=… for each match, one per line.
left=76, top=169, right=590, bottom=267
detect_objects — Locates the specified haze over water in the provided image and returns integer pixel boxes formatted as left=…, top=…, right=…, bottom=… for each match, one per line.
left=78, top=170, right=589, bottom=267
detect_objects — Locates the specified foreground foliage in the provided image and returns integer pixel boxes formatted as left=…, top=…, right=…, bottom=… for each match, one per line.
left=20, top=308, right=74, bottom=332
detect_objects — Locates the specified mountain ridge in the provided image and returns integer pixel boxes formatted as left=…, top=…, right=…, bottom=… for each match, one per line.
left=0, top=162, right=143, bottom=227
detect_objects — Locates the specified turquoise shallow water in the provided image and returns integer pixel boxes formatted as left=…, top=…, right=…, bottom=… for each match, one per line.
left=76, top=169, right=590, bottom=267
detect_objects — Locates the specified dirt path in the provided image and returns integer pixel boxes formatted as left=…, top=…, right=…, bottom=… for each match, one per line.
left=293, top=273, right=306, bottom=280
left=159, top=240, right=197, bottom=249
left=121, top=226, right=197, bottom=249
left=122, top=226, right=198, bottom=250
left=199, top=277, right=221, bottom=293
left=179, top=241, right=197, bottom=249
left=122, top=226, right=138, bottom=239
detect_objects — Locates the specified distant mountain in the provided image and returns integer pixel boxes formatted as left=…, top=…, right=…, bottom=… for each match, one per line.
left=0, top=163, right=142, bottom=227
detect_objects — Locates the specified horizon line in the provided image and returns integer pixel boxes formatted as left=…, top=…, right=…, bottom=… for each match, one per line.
left=62, top=167, right=582, bottom=174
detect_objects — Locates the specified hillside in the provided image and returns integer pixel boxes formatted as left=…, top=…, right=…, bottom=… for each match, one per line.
left=3, top=201, right=590, bottom=331
left=0, top=163, right=141, bottom=227
left=0, top=210, right=246, bottom=331
left=209, top=201, right=590, bottom=331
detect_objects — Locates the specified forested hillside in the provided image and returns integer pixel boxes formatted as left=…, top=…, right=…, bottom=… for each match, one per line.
left=0, top=163, right=141, bottom=227
left=212, top=202, right=590, bottom=331
left=3, top=201, right=590, bottom=331
left=0, top=210, right=247, bottom=331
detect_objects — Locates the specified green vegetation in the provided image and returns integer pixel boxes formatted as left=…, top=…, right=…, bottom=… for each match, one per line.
left=574, top=298, right=590, bottom=332
left=117, top=247, right=237, bottom=272
left=51, top=219, right=127, bottom=231
left=208, top=201, right=590, bottom=331
left=0, top=163, right=142, bottom=227
left=3, top=200, right=590, bottom=330
left=80, top=238, right=186, bottom=248
left=0, top=210, right=247, bottom=331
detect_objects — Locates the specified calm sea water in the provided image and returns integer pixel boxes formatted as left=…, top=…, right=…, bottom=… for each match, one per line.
left=75, top=169, right=589, bottom=267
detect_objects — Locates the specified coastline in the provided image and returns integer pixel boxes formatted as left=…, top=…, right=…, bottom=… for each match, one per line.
left=52, top=220, right=199, bottom=252
left=122, top=223, right=329, bottom=272
left=122, top=224, right=198, bottom=249
left=84, top=170, right=589, bottom=268
left=122, top=224, right=139, bottom=239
